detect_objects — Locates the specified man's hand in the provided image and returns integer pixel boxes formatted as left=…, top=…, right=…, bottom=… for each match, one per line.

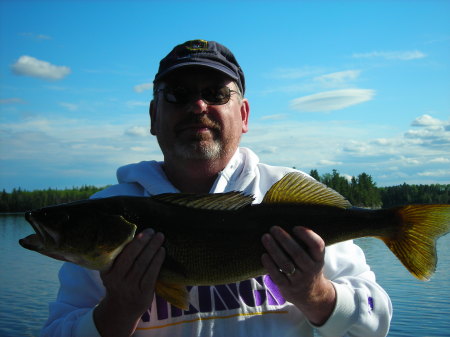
left=94, top=228, right=165, bottom=337
left=261, top=226, right=336, bottom=326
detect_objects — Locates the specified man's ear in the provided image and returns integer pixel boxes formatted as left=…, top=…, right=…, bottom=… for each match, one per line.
left=150, top=100, right=157, bottom=135
left=241, top=98, right=250, bottom=134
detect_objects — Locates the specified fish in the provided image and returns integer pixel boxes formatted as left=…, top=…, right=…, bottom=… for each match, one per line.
left=19, top=172, right=450, bottom=310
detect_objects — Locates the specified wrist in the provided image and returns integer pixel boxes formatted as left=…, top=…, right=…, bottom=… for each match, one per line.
left=296, top=278, right=337, bottom=326
left=93, top=296, right=141, bottom=337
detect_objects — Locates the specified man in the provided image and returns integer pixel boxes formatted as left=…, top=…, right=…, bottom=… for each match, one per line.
left=41, top=39, right=392, bottom=337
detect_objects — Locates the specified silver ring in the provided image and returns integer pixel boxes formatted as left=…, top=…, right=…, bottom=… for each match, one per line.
left=279, top=263, right=296, bottom=277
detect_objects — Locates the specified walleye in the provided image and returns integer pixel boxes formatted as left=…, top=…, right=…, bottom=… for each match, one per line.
left=19, top=172, right=450, bottom=310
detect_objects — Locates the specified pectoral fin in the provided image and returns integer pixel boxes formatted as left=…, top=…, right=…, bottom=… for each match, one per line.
left=155, top=281, right=190, bottom=310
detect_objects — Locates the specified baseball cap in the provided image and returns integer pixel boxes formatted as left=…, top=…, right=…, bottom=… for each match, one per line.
left=153, top=39, right=245, bottom=95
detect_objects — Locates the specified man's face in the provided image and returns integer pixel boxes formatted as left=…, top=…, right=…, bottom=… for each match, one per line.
left=150, top=67, right=249, bottom=162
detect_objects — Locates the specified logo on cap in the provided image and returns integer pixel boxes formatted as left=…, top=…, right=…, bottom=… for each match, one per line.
left=185, top=39, right=208, bottom=51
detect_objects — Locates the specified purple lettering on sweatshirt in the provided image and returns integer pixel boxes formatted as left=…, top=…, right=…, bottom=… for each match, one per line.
left=253, top=276, right=267, bottom=306
left=156, top=294, right=169, bottom=320
left=238, top=279, right=255, bottom=307
left=141, top=277, right=287, bottom=323
left=212, top=284, right=240, bottom=310
left=368, top=297, right=374, bottom=312
left=198, top=286, right=212, bottom=312
left=263, top=275, right=286, bottom=305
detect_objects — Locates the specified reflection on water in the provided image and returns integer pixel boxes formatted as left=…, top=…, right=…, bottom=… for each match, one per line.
left=355, top=236, right=450, bottom=337
left=0, top=215, right=63, bottom=337
left=0, top=215, right=449, bottom=336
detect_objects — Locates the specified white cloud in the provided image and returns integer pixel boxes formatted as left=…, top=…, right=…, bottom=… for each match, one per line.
left=125, top=126, right=149, bottom=137
left=342, top=174, right=354, bottom=182
left=59, top=102, right=78, bottom=111
left=418, top=169, right=450, bottom=177
left=1, top=110, right=448, bottom=191
left=267, top=67, right=324, bottom=79
left=404, top=121, right=450, bottom=145
left=20, top=32, right=52, bottom=40
left=241, top=114, right=450, bottom=186
left=126, top=100, right=149, bottom=108
left=0, top=116, right=161, bottom=187
left=318, top=159, right=343, bottom=166
left=429, top=157, right=450, bottom=163
left=11, top=55, right=71, bottom=80
left=134, top=83, right=153, bottom=93
left=0, top=98, right=26, bottom=104
left=313, top=70, right=361, bottom=87
left=352, top=50, right=426, bottom=60
left=263, top=69, right=362, bottom=94
left=130, top=146, right=149, bottom=152
left=398, top=156, right=421, bottom=165
left=290, top=89, right=375, bottom=112
left=411, top=114, right=444, bottom=127
left=260, top=114, right=287, bottom=121
left=342, top=140, right=371, bottom=154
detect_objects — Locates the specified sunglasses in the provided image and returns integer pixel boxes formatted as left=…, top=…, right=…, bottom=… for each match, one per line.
left=156, top=85, right=239, bottom=105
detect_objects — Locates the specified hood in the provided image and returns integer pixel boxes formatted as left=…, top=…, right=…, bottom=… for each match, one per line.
left=114, top=147, right=261, bottom=196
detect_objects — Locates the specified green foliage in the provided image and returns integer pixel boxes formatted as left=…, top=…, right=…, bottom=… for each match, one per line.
left=1, top=171, right=449, bottom=212
left=311, top=169, right=382, bottom=208
left=0, top=186, right=105, bottom=212
left=379, top=183, right=450, bottom=208
left=309, top=169, right=449, bottom=208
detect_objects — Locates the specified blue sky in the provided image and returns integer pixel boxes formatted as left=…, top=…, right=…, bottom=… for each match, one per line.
left=1, top=0, right=449, bottom=191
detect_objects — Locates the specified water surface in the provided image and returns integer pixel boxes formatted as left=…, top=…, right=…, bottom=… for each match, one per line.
left=0, top=214, right=449, bottom=336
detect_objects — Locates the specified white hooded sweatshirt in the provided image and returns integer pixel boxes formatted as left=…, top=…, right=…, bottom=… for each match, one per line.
left=40, top=148, right=392, bottom=337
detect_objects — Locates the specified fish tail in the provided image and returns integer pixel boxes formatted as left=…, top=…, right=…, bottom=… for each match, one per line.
left=381, top=204, right=450, bottom=281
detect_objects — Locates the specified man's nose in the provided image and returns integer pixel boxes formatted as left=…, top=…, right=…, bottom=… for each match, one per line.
left=189, top=97, right=209, bottom=114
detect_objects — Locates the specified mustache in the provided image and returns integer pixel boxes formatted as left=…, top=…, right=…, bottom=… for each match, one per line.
left=175, top=115, right=221, bottom=132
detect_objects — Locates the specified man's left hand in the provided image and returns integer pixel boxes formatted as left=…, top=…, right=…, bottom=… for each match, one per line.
left=261, top=226, right=336, bottom=326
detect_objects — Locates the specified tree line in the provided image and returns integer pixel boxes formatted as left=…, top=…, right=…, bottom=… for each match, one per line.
left=0, top=186, right=104, bottom=212
left=1, top=170, right=449, bottom=212
left=309, top=169, right=449, bottom=208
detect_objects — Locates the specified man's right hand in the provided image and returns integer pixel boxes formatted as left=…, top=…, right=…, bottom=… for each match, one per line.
left=94, top=228, right=165, bottom=337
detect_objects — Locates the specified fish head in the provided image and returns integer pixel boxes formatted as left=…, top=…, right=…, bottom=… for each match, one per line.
left=19, top=199, right=137, bottom=271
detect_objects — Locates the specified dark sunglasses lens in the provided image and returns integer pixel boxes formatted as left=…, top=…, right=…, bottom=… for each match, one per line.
left=165, top=87, right=190, bottom=104
left=202, top=87, right=230, bottom=105
left=163, top=86, right=231, bottom=104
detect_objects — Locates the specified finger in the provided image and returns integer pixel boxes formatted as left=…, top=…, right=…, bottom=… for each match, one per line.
left=269, top=226, right=312, bottom=269
left=127, top=232, right=165, bottom=283
left=261, top=252, right=289, bottom=286
left=293, top=226, right=325, bottom=263
left=140, top=246, right=166, bottom=291
left=261, top=232, right=294, bottom=276
left=106, top=228, right=154, bottom=278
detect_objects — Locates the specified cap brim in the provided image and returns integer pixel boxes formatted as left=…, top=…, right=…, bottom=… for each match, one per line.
left=154, top=61, right=239, bottom=83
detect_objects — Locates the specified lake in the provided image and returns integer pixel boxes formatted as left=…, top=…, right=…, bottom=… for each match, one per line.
left=0, top=214, right=449, bottom=337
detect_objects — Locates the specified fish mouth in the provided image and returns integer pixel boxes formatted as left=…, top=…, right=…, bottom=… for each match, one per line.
left=21, top=211, right=60, bottom=249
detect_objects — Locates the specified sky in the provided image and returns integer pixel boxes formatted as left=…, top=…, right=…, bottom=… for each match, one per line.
left=1, top=0, right=449, bottom=191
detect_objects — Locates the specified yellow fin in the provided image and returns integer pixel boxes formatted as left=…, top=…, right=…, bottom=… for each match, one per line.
left=262, top=172, right=351, bottom=209
left=382, top=204, right=450, bottom=281
left=152, top=192, right=254, bottom=211
left=155, top=281, right=190, bottom=310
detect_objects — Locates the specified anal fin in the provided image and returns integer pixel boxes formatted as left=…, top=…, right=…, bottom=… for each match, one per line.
left=155, top=281, right=190, bottom=310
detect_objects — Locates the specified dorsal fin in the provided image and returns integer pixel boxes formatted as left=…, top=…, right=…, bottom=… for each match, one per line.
left=262, top=172, right=352, bottom=209
left=151, top=192, right=254, bottom=211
